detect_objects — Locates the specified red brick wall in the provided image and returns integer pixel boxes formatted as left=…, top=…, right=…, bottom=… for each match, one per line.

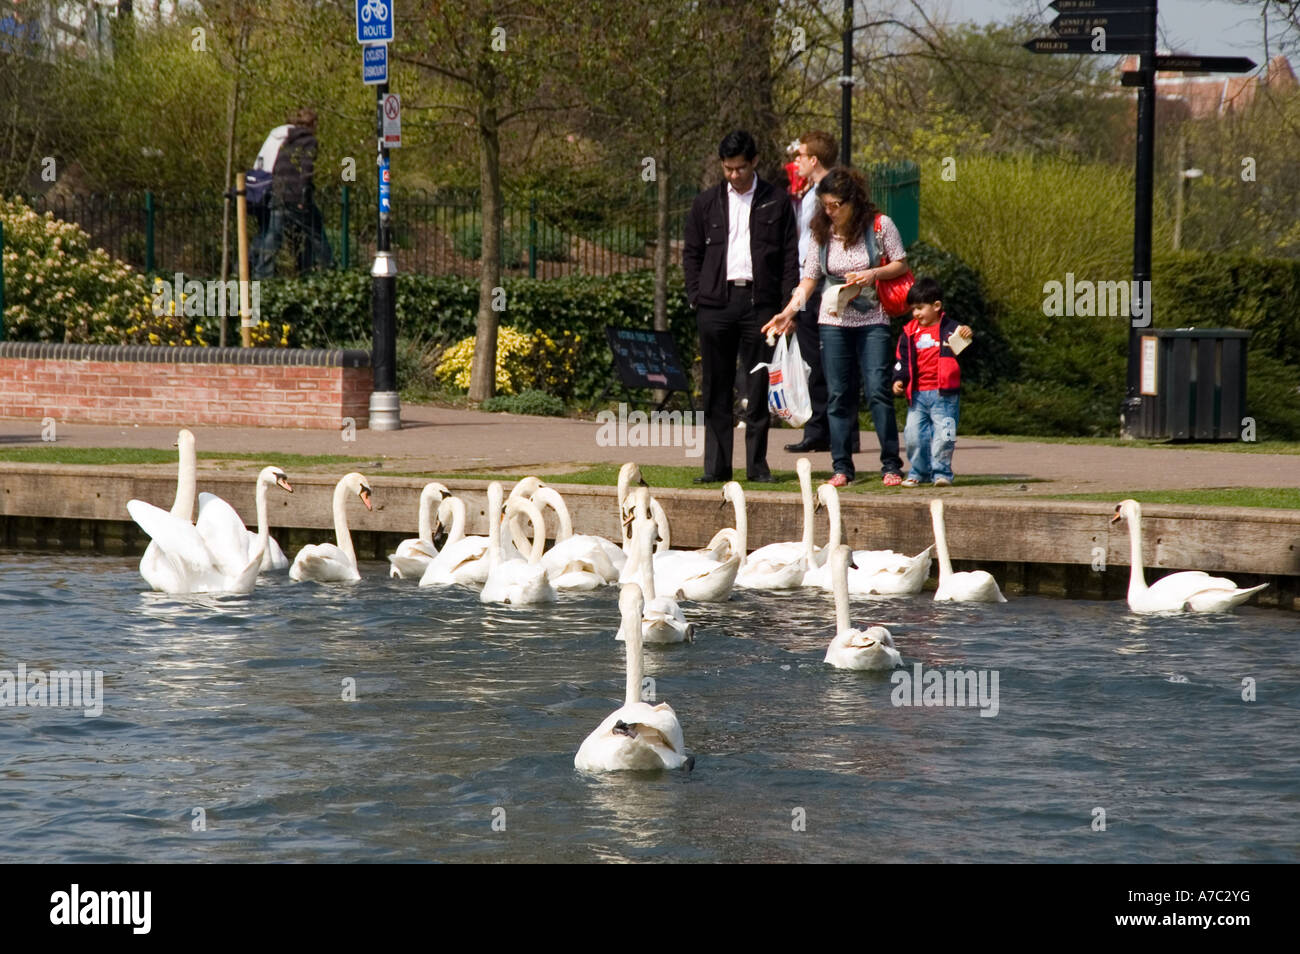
left=0, top=358, right=372, bottom=429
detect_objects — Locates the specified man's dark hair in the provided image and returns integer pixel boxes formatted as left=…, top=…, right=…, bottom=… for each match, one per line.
left=906, top=276, right=944, bottom=307
left=718, top=130, right=758, bottom=161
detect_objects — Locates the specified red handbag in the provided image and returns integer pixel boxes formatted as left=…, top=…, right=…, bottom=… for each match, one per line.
left=873, top=213, right=914, bottom=318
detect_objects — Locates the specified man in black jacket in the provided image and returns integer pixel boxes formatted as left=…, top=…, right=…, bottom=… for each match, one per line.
left=683, top=130, right=799, bottom=483
left=253, top=108, right=333, bottom=278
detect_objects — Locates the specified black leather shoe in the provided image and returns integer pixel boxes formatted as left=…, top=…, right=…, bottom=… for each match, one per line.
left=784, top=439, right=830, bottom=453
left=693, top=474, right=728, bottom=484
left=748, top=474, right=779, bottom=483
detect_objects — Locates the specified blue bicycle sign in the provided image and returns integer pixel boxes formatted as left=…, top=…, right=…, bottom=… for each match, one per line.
left=356, top=0, right=394, bottom=44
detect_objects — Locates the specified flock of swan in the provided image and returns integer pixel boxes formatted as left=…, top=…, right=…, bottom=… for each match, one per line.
left=125, top=430, right=1269, bottom=772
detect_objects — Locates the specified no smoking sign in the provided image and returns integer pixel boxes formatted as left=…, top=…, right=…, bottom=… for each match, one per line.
left=382, top=93, right=401, bottom=148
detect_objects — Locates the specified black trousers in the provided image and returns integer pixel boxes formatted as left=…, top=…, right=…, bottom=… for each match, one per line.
left=795, top=286, right=829, bottom=445
left=697, top=285, right=776, bottom=479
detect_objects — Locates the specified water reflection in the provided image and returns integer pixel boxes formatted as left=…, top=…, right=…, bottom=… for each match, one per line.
left=0, top=554, right=1295, bottom=863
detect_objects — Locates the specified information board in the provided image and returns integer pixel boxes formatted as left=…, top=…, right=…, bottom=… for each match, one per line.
left=605, top=326, right=690, bottom=393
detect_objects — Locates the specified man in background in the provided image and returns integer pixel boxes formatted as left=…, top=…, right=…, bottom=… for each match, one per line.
left=254, top=108, right=333, bottom=277
left=785, top=129, right=854, bottom=454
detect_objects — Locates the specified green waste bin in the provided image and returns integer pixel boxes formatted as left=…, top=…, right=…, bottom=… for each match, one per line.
left=1133, top=328, right=1250, bottom=441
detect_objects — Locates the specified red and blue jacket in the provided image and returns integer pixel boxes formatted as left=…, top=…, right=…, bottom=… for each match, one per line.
left=893, top=314, right=963, bottom=403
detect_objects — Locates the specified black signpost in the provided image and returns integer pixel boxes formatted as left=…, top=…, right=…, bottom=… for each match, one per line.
left=1024, top=0, right=1255, bottom=437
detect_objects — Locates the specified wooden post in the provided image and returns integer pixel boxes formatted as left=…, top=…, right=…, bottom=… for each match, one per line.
left=236, top=172, right=252, bottom=346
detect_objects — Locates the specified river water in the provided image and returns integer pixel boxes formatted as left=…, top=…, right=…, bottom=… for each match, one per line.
left=1, top=553, right=1295, bottom=863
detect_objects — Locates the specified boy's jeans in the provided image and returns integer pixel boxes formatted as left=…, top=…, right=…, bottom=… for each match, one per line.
left=904, top=390, right=960, bottom=482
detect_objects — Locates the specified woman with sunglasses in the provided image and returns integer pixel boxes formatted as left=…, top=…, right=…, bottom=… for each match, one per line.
left=762, top=166, right=909, bottom=486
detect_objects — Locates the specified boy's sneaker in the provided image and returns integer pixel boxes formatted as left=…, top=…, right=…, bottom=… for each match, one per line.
left=901, top=477, right=920, bottom=488
left=934, top=476, right=953, bottom=487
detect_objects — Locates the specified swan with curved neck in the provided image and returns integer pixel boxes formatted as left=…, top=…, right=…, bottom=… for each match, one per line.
left=419, top=487, right=508, bottom=586
left=129, top=466, right=293, bottom=594
left=824, top=545, right=903, bottom=670
left=533, top=486, right=625, bottom=588
left=574, top=583, right=693, bottom=773
left=1111, top=499, right=1266, bottom=613
left=620, top=506, right=693, bottom=643
left=389, top=482, right=450, bottom=579
left=813, top=484, right=932, bottom=596
left=289, top=473, right=373, bottom=583
left=619, top=486, right=739, bottom=602
left=138, top=428, right=197, bottom=591
left=931, top=500, right=1006, bottom=603
left=480, top=484, right=556, bottom=604
left=730, top=464, right=813, bottom=590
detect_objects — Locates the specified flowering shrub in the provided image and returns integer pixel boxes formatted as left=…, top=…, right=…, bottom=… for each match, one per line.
left=1, top=197, right=153, bottom=342
left=435, top=326, right=581, bottom=398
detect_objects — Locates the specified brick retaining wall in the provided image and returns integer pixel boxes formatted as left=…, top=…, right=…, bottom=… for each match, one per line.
left=0, top=343, right=372, bottom=429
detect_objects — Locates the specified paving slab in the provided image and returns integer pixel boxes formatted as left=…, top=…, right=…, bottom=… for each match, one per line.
left=2, top=403, right=1297, bottom=495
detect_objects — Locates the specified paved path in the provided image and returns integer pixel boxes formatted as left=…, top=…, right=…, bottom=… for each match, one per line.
left=2, top=404, right=1296, bottom=496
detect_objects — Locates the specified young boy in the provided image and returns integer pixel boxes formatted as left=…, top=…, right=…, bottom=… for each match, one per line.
left=891, top=277, right=973, bottom=487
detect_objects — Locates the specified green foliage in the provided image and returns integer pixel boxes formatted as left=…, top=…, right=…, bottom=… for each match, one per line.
left=586, top=226, right=650, bottom=258
left=1156, top=251, right=1300, bottom=440
left=0, top=197, right=152, bottom=342
left=480, top=389, right=567, bottom=417
left=259, top=268, right=699, bottom=404
left=922, top=155, right=1173, bottom=313
left=905, top=242, right=1016, bottom=389
left=452, top=223, right=526, bottom=268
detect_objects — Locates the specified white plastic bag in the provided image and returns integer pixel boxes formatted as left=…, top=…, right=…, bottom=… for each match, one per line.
left=751, top=333, right=812, bottom=428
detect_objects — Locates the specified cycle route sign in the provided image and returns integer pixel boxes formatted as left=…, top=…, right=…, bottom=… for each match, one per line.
left=356, top=0, right=394, bottom=45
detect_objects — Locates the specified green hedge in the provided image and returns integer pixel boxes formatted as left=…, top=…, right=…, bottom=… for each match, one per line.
left=74, top=240, right=1291, bottom=440
left=1155, top=251, right=1300, bottom=440
left=259, top=269, right=700, bottom=404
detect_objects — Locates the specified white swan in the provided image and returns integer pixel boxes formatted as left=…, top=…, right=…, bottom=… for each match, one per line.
left=824, top=545, right=904, bottom=670
left=814, top=483, right=932, bottom=596
left=620, top=508, right=693, bottom=644
left=128, top=466, right=293, bottom=595
left=730, top=468, right=812, bottom=590
left=289, top=473, right=373, bottom=583
left=575, top=582, right=693, bottom=773
left=480, top=486, right=556, bottom=605
left=931, top=500, right=1006, bottom=603
left=621, top=486, right=739, bottom=602
left=138, top=428, right=197, bottom=592
left=1111, top=499, right=1267, bottom=613
left=419, top=487, right=505, bottom=586
left=388, top=482, right=450, bottom=579
left=532, top=486, right=625, bottom=590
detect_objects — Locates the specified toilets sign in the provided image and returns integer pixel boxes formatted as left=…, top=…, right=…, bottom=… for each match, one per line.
left=355, top=0, right=394, bottom=45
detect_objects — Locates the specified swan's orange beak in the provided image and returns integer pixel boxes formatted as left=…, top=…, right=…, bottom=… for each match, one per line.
left=1110, top=506, right=1122, bottom=525
left=360, top=488, right=373, bottom=511
left=276, top=476, right=294, bottom=494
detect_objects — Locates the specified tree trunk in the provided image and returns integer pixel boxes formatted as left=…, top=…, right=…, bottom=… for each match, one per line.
left=651, top=118, right=670, bottom=406
left=218, top=23, right=245, bottom=347
left=469, top=94, right=503, bottom=403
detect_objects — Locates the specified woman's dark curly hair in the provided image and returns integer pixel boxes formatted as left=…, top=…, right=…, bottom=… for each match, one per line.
left=809, top=166, right=879, bottom=249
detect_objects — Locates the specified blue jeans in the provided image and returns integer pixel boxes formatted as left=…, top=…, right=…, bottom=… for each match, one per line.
left=253, top=201, right=333, bottom=278
left=904, top=390, right=960, bottom=482
left=819, top=323, right=902, bottom=480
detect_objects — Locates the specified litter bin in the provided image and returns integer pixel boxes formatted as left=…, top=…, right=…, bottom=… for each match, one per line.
left=1132, top=328, right=1250, bottom=441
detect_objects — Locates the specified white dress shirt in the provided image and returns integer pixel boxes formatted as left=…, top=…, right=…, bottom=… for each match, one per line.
left=797, top=185, right=819, bottom=267
left=725, top=178, right=756, bottom=282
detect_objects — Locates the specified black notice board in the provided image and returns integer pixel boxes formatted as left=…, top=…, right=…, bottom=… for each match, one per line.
left=605, top=326, right=690, bottom=392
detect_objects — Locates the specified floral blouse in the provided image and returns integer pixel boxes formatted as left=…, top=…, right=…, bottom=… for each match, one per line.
left=800, top=214, right=906, bottom=327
